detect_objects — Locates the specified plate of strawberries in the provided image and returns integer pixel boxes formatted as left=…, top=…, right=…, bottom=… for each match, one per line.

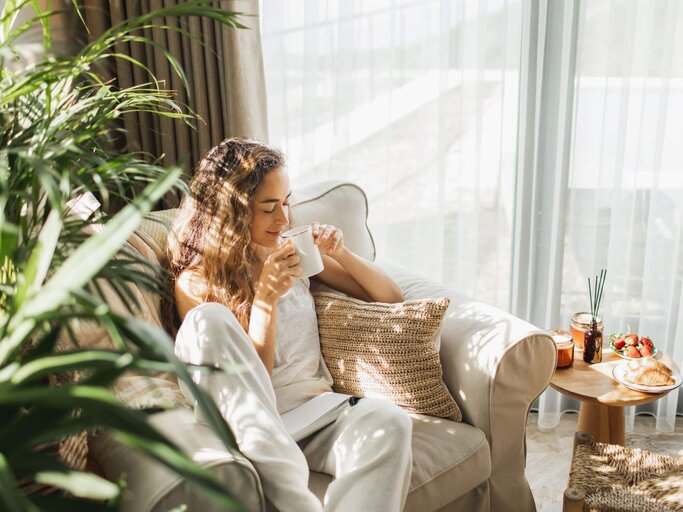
left=609, top=332, right=657, bottom=359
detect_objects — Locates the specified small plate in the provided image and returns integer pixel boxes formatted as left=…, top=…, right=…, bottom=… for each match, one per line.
left=609, top=341, right=657, bottom=359
left=612, top=362, right=682, bottom=393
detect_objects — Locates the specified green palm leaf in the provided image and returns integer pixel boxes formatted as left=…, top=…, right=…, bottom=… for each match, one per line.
left=34, top=470, right=119, bottom=500
left=6, top=351, right=134, bottom=386
left=1, top=1, right=249, bottom=510
left=0, top=453, right=39, bottom=512
left=0, top=395, right=242, bottom=509
left=13, top=208, right=61, bottom=310
left=0, top=166, right=181, bottom=366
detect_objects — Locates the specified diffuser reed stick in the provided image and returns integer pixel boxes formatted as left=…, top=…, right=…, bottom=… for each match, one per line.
left=588, top=269, right=607, bottom=321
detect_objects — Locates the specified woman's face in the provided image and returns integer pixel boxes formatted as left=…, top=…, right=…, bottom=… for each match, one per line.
left=250, top=168, right=291, bottom=248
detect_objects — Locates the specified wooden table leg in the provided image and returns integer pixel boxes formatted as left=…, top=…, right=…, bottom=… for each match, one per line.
left=607, top=405, right=625, bottom=445
left=577, top=402, right=626, bottom=445
left=563, top=488, right=585, bottom=512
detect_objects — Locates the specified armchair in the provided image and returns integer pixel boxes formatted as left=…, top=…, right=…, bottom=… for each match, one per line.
left=88, top=181, right=556, bottom=511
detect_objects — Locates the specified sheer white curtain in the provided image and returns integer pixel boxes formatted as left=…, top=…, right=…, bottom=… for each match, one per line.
left=261, top=0, right=523, bottom=308
left=260, top=0, right=683, bottom=431
left=520, top=0, right=683, bottom=432
left=571, top=2, right=683, bottom=432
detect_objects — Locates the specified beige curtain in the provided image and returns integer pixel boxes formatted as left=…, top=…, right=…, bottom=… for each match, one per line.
left=55, top=0, right=268, bottom=206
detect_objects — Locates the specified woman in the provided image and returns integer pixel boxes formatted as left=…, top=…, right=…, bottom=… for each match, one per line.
left=168, top=138, right=413, bottom=512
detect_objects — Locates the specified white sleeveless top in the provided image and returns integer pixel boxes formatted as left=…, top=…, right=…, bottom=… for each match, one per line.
left=271, top=277, right=334, bottom=414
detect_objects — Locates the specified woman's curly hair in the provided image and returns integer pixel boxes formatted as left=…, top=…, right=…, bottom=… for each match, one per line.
left=166, top=137, right=285, bottom=332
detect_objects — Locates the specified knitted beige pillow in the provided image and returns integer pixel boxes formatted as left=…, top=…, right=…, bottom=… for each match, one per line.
left=313, top=292, right=461, bottom=421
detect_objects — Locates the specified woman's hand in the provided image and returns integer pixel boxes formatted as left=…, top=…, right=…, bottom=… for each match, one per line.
left=312, top=222, right=345, bottom=259
left=255, top=242, right=302, bottom=304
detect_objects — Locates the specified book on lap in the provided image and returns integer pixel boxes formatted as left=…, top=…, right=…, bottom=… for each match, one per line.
left=280, top=392, right=356, bottom=441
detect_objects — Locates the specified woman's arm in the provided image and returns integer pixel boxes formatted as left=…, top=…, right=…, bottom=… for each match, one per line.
left=312, top=223, right=403, bottom=303
left=248, top=293, right=279, bottom=375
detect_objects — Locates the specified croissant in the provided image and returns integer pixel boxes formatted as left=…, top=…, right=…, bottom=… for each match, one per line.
left=625, top=358, right=672, bottom=376
left=624, top=359, right=675, bottom=386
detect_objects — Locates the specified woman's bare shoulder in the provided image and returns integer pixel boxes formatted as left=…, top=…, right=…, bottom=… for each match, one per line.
left=175, top=268, right=207, bottom=321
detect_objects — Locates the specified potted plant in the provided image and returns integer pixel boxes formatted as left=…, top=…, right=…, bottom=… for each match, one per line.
left=0, top=1, right=246, bottom=509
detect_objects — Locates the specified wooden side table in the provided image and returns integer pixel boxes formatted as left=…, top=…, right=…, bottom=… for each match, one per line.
left=550, top=350, right=677, bottom=445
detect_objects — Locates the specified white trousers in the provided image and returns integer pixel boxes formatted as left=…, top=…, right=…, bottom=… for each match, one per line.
left=175, top=303, right=413, bottom=512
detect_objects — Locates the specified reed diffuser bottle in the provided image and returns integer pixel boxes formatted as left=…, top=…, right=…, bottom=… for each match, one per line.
left=583, top=269, right=606, bottom=364
left=583, top=318, right=602, bottom=364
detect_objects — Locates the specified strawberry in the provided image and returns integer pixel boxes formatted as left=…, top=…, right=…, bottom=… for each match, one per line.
left=625, top=333, right=639, bottom=346
left=638, top=345, right=652, bottom=357
left=640, top=336, right=654, bottom=349
left=625, top=346, right=641, bottom=358
left=613, top=337, right=626, bottom=350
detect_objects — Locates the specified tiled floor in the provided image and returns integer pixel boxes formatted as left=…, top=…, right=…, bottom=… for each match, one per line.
left=525, top=411, right=683, bottom=511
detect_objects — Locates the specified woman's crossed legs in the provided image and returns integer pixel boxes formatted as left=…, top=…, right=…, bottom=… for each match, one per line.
left=175, top=302, right=412, bottom=512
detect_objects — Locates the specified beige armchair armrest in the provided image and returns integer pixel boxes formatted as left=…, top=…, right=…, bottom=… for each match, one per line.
left=378, top=259, right=556, bottom=512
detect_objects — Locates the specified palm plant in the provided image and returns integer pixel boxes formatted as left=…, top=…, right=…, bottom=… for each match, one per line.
left=1, top=1, right=248, bottom=510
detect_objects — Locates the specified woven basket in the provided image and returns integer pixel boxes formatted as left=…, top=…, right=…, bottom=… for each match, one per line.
left=566, top=432, right=683, bottom=512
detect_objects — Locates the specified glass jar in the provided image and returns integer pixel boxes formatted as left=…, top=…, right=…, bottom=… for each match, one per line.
left=550, top=329, right=574, bottom=368
left=570, top=312, right=603, bottom=350
left=582, top=318, right=603, bottom=364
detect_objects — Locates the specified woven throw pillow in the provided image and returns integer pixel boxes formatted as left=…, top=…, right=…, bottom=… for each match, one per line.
left=313, top=292, right=461, bottom=421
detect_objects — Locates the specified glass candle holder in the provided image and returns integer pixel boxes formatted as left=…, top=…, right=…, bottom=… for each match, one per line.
left=570, top=312, right=603, bottom=350
left=550, top=329, right=574, bottom=368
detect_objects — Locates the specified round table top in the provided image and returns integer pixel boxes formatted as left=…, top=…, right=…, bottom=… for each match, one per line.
left=550, top=349, right=678, bottom=406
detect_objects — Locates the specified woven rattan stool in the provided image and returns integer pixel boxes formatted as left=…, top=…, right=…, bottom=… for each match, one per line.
left=563, top=431, right=683, bottom=511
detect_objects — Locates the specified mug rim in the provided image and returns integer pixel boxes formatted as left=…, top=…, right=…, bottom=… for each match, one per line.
left=281, top=225, right=311, bottom=238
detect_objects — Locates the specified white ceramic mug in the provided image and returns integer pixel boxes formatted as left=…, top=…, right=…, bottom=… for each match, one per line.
left=280, top=225, right=325, bottom=278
